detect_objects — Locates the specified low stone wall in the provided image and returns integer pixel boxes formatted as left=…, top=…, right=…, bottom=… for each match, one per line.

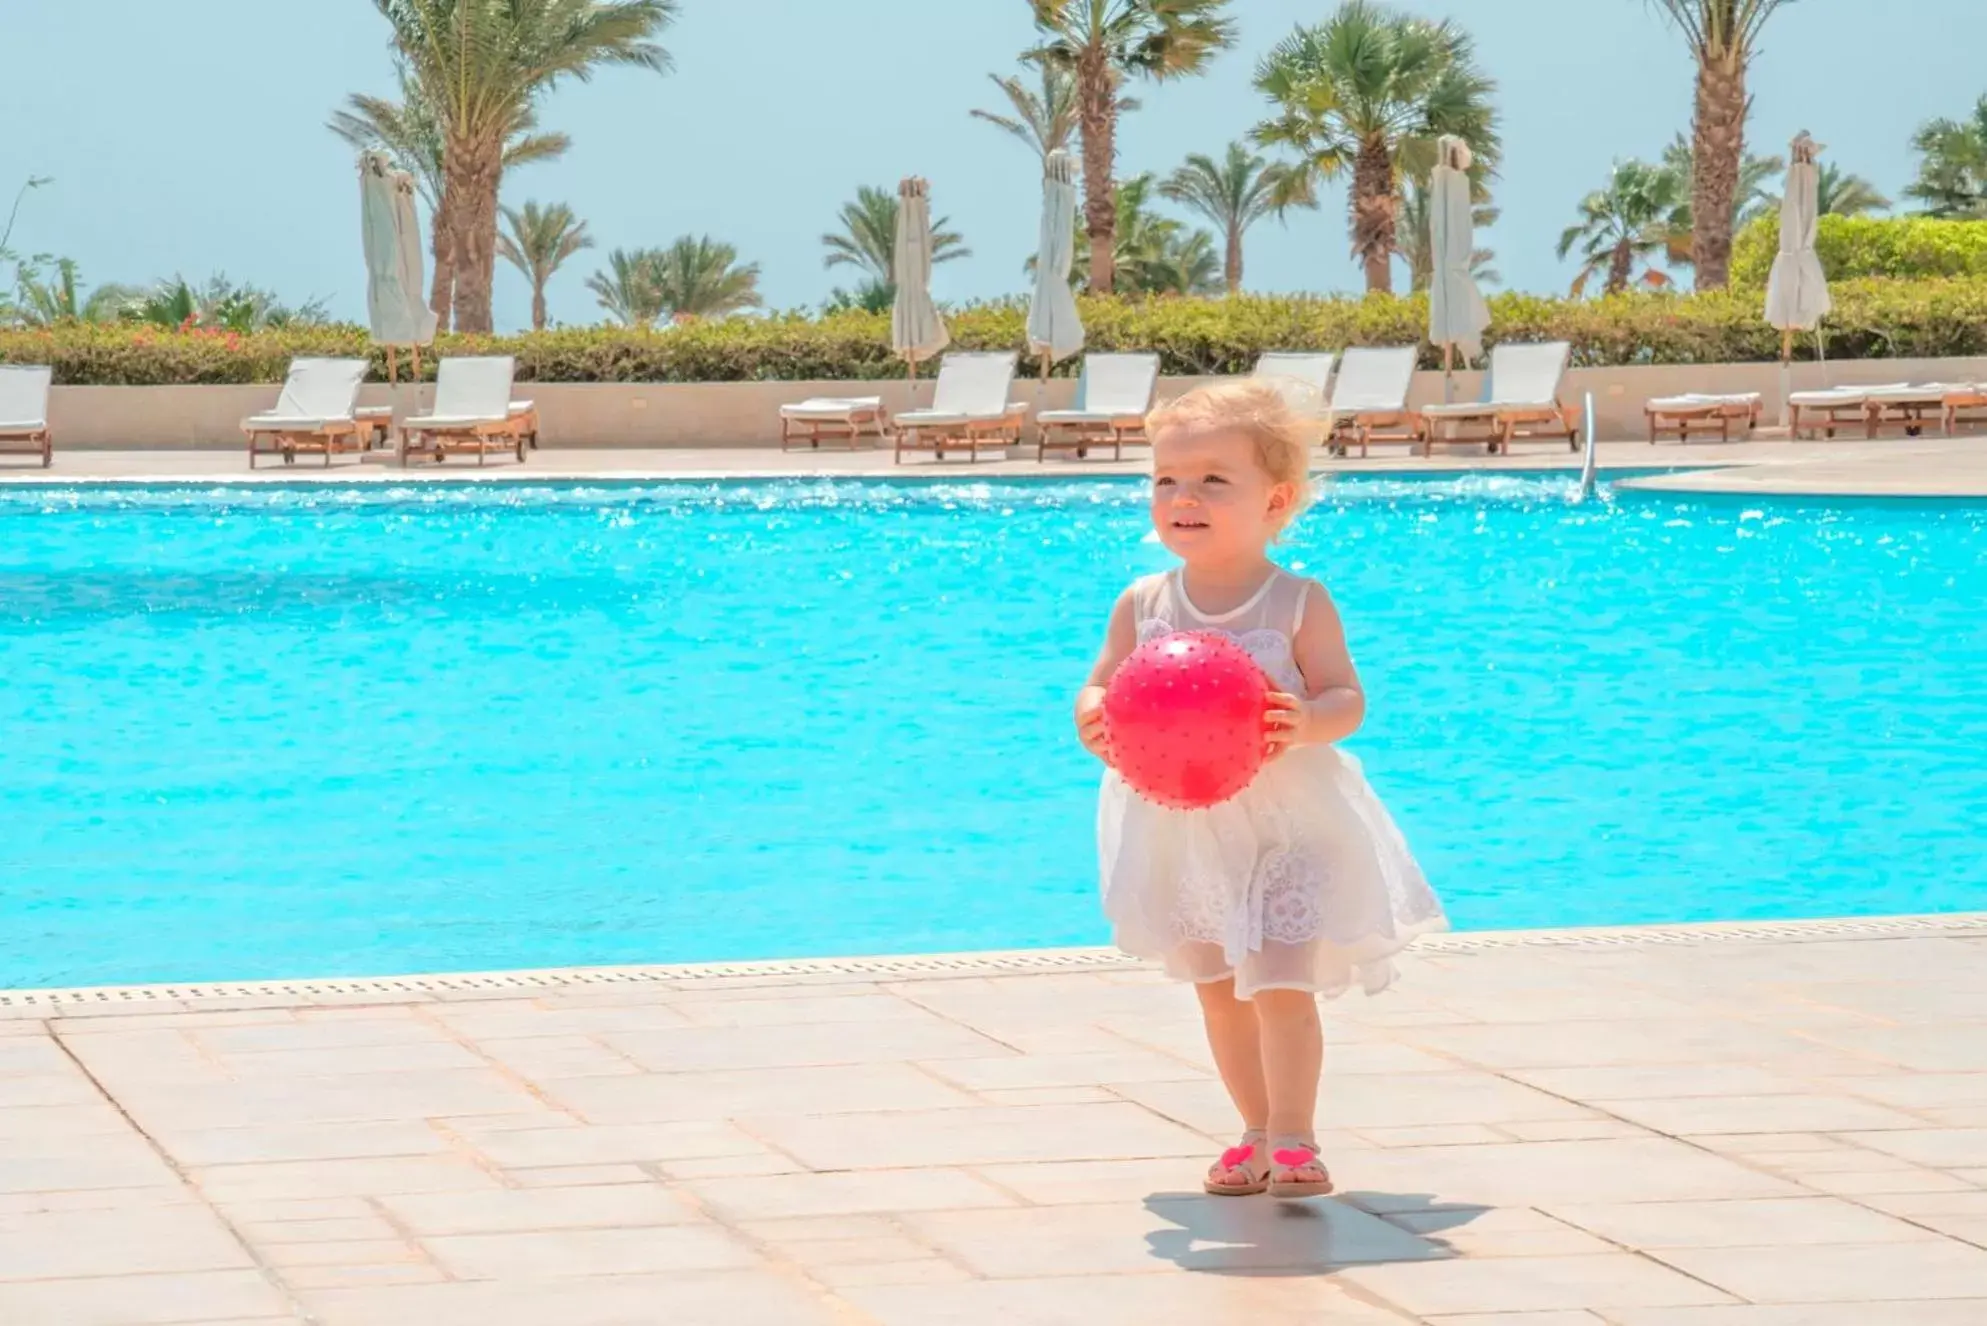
left=43, top=357, right=1987, bottom=450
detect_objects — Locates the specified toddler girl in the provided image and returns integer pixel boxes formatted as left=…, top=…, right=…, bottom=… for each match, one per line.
left=1074, top=380, right=1445, bottom=1198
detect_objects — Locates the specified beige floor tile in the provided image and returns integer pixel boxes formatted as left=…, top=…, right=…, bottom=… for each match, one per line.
left=210, top=1042, right=487, bottom=1078
left=1384, top=1206, right=1615, bottom=1258
left=1819, top=1071, right=1987, bottom=1109
left=0, top=1101, right=142, bottom=1138
left=811, top=1258, right=973, bottom=1288
left=1340, top=1137, right=1802, bottom=1207
left=902, top=1196, right=1440, bottom=1278
left=685, top=1166, right=1016, bottom=1221
left=741, top=1102, right=1211, bottom=1170
left=1601, top=1094, right=1923, bottom=1136
left=300, top=1269, right=844, bottom=1326
left=427, top=1002, right=691, bottom=1041
left=917, top=1050, right=1208, bottom=1092
left=971, top=1157, right=1211, bottom=1205
left=1359, top=1124, right=1511, bottom=1148
left=669, top=992, right=936, bottom=1027
left=0, top=1072, right=104, bottom=1109
left=0, top=1185, right=201, bottom=1217
left=1425, top=1314, right=1607, bottom=1326
left=452, top=1119, right=762, bottom=1168
left=842, top=1269, right=1406, bottom=1326
left=1498, top=1119, right=1653, bottom=1142
left=194, top=1018, right=447, bottom=1055
left=1790, top=1166, right=1977, bottom=1196
left=1654, top=1239, right=1987, bottom=1302
left=471, top=1036, right=643, bottom=1080
left=277, top=1263, right=445, bottom=1289
left=1548, top=1196, right=1937, bottom=1248
left=1404, top=1019, right=1822, bottom=1072
left=0, top=1270, right=293, bottom=1325
left=771, top=1233, right=934, bottom=1267
left=542, top=1062, right=979, bottom=1123
left=0, top=1137, right=182, bottom=1194
left=1505, top=1064, right=1830, bottom=1101
left=978, top=1085, right=1119, bottom=1106
left=422, top=1225, right=760, bottom=1279
left=155, top=1121, right=450, bottom=1167
left=1838, top=1127, right=1987, bottom=1168
left=261, top=1240, right=423, bottom=1269
left=237, top=1215, right=401, bottom=1245
left=601, top=1017, right=1012, bottom=1073
left=115, top=1070, right=546, bottom=1130
left=1807, top=1025, right=1987, bottom=1073
left=0, top=1206, right=254, bottom=1281
left=1340, top=1252, right=1734, bottom=1315
left=1606, top=1304, right=1987, bottom=1325
left=189, top=1155, right=503, bottom=1203
left=380, top=1183, right=696, bottom=1236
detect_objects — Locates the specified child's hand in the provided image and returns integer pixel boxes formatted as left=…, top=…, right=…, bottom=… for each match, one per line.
left=1264, top=691, right=1307, bottom=759
left=1075, top=689, right=1112, bottom=765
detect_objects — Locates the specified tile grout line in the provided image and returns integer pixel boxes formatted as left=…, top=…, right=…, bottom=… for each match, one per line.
left=44, top=1023, right=324, bottom=1326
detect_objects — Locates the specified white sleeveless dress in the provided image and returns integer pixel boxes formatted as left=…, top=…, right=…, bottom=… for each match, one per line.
left=1097, top=569, right=1446, bottom=998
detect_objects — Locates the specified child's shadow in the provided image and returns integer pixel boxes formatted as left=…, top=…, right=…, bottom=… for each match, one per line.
left=1141, top=1190, right=1481, bottom=1276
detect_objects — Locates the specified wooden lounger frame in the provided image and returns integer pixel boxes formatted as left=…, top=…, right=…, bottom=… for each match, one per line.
left=1943, top=389, right=1987, bottom=436
left=1036, top=415, right=1146, bottom=462
left=1424, top=403, right=1580, bottom=454
left=1788, top=396, right=1869, bottom=440
left=1645, top=399, right=1761, bottom=444
left=1865, top=394, right=1945, bottom=438
left=0, top=424, right=52, bottom=468
left=781, top=404, right=888, bottom=451
left=1328, top=409, right=1426, bottom=457
left=893, top=408, right=1025, bottom=464
left=397, top=409, right=534, bottom=467
left=246, top=418, right=384, bottom=468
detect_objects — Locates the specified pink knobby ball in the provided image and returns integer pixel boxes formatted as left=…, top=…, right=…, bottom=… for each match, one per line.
left=1103, top=631, right=1271, bottom=810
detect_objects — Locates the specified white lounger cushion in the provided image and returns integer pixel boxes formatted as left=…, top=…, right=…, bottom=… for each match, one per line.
left=916, top=351, right=1020, bottom=420
left=897, top=403, right=1027, bottom=426
left=1788, top=386, right=1883, bottom=406
left=1252, top=352, right=1335, bottom=414
left=1039, top=352, right=1160, bottom=425
left=0, top=365, right=52, bottom=429
left=1865, top=383, right=1963, bottom=402
left=244, top=358, right=366, bottom=430
left=1328, top=347, right=1415, bottom=415
left=1421, top=341, right=1569, bottom=415
left=1648, top=393, right=1761, bottom=410
left=781, top=397, right=884, bottom=420
left=404, top=356, right=519, bottom=429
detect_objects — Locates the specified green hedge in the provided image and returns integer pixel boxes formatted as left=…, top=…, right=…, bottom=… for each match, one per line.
left=6, top=282, right=1987, bottom=385
left=1732, top=214, right=1987, bottom=286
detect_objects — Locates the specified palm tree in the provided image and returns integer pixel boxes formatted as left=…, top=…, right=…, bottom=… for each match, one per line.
left=820, top=185, right=970, bottom=285
left=1395, top=177, right=1499, bottom=290
left=1028, top=0, right=1237, bottom=293
left=1557, top=159, right=1687, bottom=297
left=119, top=275, right=329, bottom=330
left=1649, top=0, right=1793, bottom=290
left=370, top=0, right=677, bottom=333
left=498, top=200, right=592, bottom=330
left=646, top=235, right=762, bottom=320
left=587, top=248, right=665, bottom=327
left=586, top=238, right=761, bottom=326
left=1251, top=0, right=1500, bottom=294
left=1054, top=174, right=1222, bottom=295
left=1655, top=133, right=1782, bottom=271
left=1813, top=162, right=1891, bottom=217
left=329, top=63, right=571, bottom=329
left=1905, top=96, right=1987, bottom=217
left=971, top=62, right=1080, bottom=162
left=1158, top=142, right=1308, bottom=294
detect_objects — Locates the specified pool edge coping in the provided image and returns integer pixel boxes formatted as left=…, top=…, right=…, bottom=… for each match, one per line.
left=9, top=911, right=1983, bottom=1011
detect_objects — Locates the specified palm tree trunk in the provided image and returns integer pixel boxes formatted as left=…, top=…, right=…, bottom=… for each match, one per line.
left=1690, top=53, right=1746, bottom=290
left=531, top=283, right=548, bottom=331
left=1607, top=240, right=1634, bottom=295
left=1351, top=138, right=1396, bottom=294
left=1224, top=224, right=1243, bottom=296
left=1075, top=52, right=1117, bottom=294
left=448, top=144, right=502, bottom=333
left=428, top=191, right=454, bottom=332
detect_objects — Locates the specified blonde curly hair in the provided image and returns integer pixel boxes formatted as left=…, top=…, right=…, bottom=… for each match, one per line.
left=1145, top=379, right=1315, bottom=526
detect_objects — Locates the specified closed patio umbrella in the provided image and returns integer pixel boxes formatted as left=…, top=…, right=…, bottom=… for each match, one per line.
left=359, top=151, right=437, bottom=401
left=1766, top=132, right=1832, bottom=425
left=1427, top=135, right=1490, bottom=404
left=892, top=177, right=950, bottom=396
left=1026, top=149, right=1084, bottom=383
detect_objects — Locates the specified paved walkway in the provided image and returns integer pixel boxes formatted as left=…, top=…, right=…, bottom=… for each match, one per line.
left=1, top=434, right=1982, bottom=495
left=7, top=918, right=1987, bottom=1324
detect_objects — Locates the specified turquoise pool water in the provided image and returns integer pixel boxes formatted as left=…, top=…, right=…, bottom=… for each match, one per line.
left=1, top=476, right=1983, bottom=988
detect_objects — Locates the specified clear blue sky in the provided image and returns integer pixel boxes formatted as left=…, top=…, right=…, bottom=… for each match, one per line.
left=0, top=0, right=1977, bottom=331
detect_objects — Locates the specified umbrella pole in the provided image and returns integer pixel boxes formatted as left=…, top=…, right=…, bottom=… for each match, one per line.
left=1780, top=329, right=1794, bottom=428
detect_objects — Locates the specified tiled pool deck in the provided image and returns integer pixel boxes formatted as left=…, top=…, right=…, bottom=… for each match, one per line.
left=7, top=917, right=1987, bottom=1325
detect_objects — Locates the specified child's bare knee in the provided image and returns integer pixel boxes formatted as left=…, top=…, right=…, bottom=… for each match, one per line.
left=1252, top=988, right=1320, bottom=1024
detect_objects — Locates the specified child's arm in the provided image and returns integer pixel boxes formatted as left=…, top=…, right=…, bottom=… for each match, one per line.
left=1266, top=581, right=1366, bottom=754
left=1074, top=589, right=1137, bottom=764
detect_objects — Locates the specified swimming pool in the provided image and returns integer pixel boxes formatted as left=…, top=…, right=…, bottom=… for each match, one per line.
left=1, top=476, right=1982, bottom=989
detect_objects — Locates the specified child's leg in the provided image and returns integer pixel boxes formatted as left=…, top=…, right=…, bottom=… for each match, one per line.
left=1254, top=988, right=1327, bottom=1176
left=1194, top=977, right=1269, bottom=1130
left=1253, top=988, right=1331, bottom=1193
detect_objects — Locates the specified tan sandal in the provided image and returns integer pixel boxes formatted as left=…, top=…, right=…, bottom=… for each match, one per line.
left=1202, top=1130, right=1271, bottom=1197
left=1268, top=1136, right=1334, bottom=1200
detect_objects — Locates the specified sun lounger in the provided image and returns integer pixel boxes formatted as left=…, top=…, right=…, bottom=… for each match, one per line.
left=358, top=400, right=537, bottom=451
left=893, top=351, right=1027, bottom=464
left=1645, top=393, right=1762, bottom=443
left=779, top=397, right=888, bottom=451
left=242, top=358, right=370, bottom=468
left=398, top=357, right=531, bottom=466
left=1322, top=347, right=1421, bottom=457
left=1864, top=384, right=1960, bottom=438
left=1944, top=384, right=1987, bottom=435
left=1787, top=386, right=1878, bottom=439
left=0, top=365, right=53, bottom=468
left=1250, top=352, right=1336, bottom=418
left=1419, top=341, right=1579, bottom=454
left=1036, top=352, right=1161, bottom=461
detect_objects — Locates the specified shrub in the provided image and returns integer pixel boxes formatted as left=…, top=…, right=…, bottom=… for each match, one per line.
left=1731, top=214, right=1987, bottom=286
left=7, top=282, right=1987, bottom=384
